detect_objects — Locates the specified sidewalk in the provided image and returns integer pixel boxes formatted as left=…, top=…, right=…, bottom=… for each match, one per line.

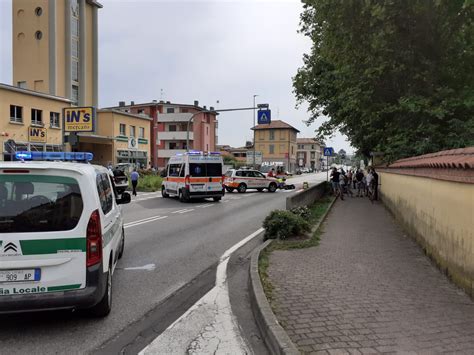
left=267, top=196, right=474, bottom=354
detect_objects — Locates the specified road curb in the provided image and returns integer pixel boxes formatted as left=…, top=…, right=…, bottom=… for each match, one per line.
left=248, top=196, right=337, bottom=355
left=249, top=237, right=300, bottom=355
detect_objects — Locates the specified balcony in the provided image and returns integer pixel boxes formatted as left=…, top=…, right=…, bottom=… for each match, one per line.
left=158, top=149, right=187, bottom=158
left=157, top=113, right=193, bottom=123
left=158, top=131, right=193, bottom=140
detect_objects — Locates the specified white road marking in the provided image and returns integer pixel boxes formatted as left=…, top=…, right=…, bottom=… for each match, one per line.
left=140, top=227, right=265, bottom=355
left=123, top=263, right=156, bottom=271
left=171, top=208, right=192, bottom=214
left=124, top=216, right=168, bottom=229
left=178, top=208, right=194, bottom=214
left=198, top=204, right=214, bottom=209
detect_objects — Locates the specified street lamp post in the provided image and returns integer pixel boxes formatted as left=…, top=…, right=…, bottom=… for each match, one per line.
left=252, top=95, right=258, bottom=169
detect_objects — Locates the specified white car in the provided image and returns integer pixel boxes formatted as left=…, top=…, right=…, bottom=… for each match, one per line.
left=0, top=152, right=131, bottom=316
left=224, top=169, right=278, bottom=193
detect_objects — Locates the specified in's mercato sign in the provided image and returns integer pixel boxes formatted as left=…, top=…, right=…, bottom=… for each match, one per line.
left=63, top=107, right=95, bottom=132
left=28, top=126, right=47, bottom=143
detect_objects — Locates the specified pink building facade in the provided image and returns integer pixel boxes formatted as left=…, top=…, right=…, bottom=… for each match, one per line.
left=107, top=100, right=218, bottom=168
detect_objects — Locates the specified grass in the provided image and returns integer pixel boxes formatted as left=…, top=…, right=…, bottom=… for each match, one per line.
left=258, top=196, right=333, bottom=305
left=132, top=174, right=163, bottom=192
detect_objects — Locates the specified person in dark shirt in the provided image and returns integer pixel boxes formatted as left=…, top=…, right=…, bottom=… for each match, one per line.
left=371, top=167, right=379, bottom=201
left=330, top=167, right=343, bottom=200
left=355, top=169, right=364, bottom=197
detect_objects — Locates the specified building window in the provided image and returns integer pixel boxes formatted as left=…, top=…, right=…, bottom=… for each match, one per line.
left=269, top=144, right=275, bottom=154
left=72, top=60, right=79, bottom=82
left=259, top=131, right=264, bottom=140
left=311, top=145, right=315, bottom=149
left=291, top=146, right=294, bottom=155
left=50, top=112, right=60, bottom=128
left=34, top=31, right=42, bottom=40
left=311, top=152, right=315, bottom=159
left=72, top=85, right=79, bottom=105
left=169, top=142, right=177, bottom=149
left=139, top=127, right=145, bottom=138
left=168, top=125, right=177, bottom=132
left=10, top=105, right=23, bottom=123
left=138, top=109, right=145, bottom=114
left=17, top=81, right=26, bottom=89
left=280, top=130, right=285, bottom=140
left=71, top=18, right=79, bottom=37
left=72, top=39, right=79, bottom=58
left=130, top=126, right=136, bottom=137
left=206, top=126, right=209, bottom=135
left=31, top=109, right=43, bottom=126
left=280, top=144, right=285, bottom=153
left=119, top=124, right=126, bottom=136
left=269, top=131, right=275, bottom=140
left=181, top=108, right=188, bottom=113
left=166, top=108, right=175, bottom=114
left=35, top=7, right=43, bottom=16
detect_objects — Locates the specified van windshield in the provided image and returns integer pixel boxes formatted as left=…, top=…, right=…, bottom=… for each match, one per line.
left=0, top=175, right=83, bottom=233
left=189, top=163, right=222, bottom=177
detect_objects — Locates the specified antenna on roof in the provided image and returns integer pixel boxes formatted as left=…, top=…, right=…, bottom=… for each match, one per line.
left=160, top=88, right=164, bottom=100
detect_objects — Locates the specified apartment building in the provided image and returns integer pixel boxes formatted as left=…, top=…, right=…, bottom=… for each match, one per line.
left=252, top=120, right=299, bottom=172
left=296, top=138, right=324, bottom=170
left=108, top=100, right=218, bottom=168
left=13, top=0, right=101, bottom=106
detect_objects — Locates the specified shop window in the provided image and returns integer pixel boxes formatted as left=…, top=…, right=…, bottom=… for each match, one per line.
left=10, top=105, right=23, bottom=123
left=50, top=112, right=60, bottom=128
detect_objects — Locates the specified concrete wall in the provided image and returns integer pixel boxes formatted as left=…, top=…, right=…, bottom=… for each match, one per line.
left=379, top=170, right=474, bottom=296
left=286, top=182, right=329, bottom=210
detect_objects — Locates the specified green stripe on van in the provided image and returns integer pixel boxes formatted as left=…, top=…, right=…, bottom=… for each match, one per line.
left=0, top=175, right=77, bottom=184
left=47, top=284, right=82, bottom=292
left=20, top=238, right=86, bottom=255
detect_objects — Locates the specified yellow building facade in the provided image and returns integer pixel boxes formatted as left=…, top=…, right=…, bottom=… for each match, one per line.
left=252, top=120, right=299, bottom=172
left=0, top=83, right=71, bottom=159
left=13, top=0, right=100, bottom=106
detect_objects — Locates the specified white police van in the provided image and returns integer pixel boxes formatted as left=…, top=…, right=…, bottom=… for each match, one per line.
left=0, top=151, right=130, bottom=316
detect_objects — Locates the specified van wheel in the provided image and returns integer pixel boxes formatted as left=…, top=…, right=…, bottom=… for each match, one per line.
left=161, top=186, right=169, bottom=198
left=237, top=183, right=247, bottom=193
left=225, top=187, right=234, bottom=193
left=118, top=229, right=125, bottom=259
left=213, top=197, right=222, bottom=202
left=88, top=265, right=112, bottom=317
left=268, top=183, right=277, bottom=193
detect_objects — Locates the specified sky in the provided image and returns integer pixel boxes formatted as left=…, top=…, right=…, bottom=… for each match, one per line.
left=0, top=0, right=353, bottom=154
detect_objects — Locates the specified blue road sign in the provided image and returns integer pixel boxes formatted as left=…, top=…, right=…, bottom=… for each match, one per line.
left=323, top=147, right=334, bottom=156
left=257, top=110, right=271, bottom=124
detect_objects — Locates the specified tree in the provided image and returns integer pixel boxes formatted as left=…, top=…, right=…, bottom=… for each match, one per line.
left=294, top=0, right=474, bottom=162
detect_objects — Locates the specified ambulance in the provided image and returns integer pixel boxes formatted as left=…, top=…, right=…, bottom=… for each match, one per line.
left=0, top=151, right=131, bottom=316
left=161, top=151, right=225, bottom=202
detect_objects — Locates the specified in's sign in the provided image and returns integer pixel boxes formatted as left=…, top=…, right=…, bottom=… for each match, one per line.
left=64, top=107, right=95, bottom=132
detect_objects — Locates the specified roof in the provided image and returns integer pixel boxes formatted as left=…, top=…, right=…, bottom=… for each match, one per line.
left=389, top=147, right=474, bottom=169
left=297, top=138, right=322, bottom=144
left=252, top=120, right=300, bottom=132
left=0, top=83, right=71, bottom=103
left=104, top=101, right=216, bottom=113
left=86, top=0, right=103, bottom=8
left=0, top=161, right=103, bottom=175
left=98, top=109, right=152, bottom=121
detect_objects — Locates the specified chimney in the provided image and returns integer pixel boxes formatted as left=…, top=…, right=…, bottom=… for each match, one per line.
left=203, top=105, right=207, bottom=110
left=166, top=101, right=171, bottom=104
left=119, top=101, right=125, bottom=107
left=194, top=100, right=199, bottom=107
left=152, top=99, right=157, bottom=103
left=210, top=106, right=214, bottom=111
left=131, top=101, right=135, bottom=106
left=159, top=100, right=164, bottom=103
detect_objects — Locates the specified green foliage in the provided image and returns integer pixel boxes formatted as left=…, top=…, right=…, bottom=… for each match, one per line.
left=134, top=175, right=162, bottom=192
left=263, top=210, right=311, bottom=240
left=294, top=0, right=474, bottom=162
left=223, top=154, right=237, bottom=166
left=290, top=206, right=311, bottom=219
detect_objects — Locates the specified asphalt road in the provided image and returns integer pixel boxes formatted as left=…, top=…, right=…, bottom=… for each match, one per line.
left=0, top=172, right=326, bottom=354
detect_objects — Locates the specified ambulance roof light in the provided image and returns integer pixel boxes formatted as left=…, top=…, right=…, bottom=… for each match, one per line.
left=15, top=151, right=94, bottom=162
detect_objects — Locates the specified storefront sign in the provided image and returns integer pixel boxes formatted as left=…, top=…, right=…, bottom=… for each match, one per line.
left=28, top=126, right=47, bottom=143
left=63, top=107, right=95, bottom=132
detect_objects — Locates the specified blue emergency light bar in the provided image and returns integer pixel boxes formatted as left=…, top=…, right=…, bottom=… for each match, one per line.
left=15, top=151, right=94, bottom=162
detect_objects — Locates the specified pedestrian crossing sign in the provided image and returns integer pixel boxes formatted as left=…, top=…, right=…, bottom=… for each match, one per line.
left=257, top=110, right=271, bottom=124
left=323, top=147, right=334, bottom=156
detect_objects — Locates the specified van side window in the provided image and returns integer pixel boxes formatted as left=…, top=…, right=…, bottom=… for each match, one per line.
left=169, top=164, right=181, bottom=177
left=179, top=164, right=185, bottom=177
left=96, top=174, right=113, bottom=214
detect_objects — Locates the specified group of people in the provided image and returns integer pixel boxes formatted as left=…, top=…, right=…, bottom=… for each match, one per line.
left=330, top=166, right=378, bottom=201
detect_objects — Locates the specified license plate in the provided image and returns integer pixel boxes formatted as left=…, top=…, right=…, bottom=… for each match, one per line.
left=0, top=269, right=40, bottom=283
left=192, top=184, right=204, bottom=190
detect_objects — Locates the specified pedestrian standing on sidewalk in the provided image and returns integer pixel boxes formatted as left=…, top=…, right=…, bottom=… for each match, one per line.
left=366, top=168, right=374, bottom=199
left=330, top=167, right=343, bottom=200
left=130, top=168, right=139, bottom=196
left=355, top=169, right=364, bottom=197
left=371, top=167, right=379, bottom=201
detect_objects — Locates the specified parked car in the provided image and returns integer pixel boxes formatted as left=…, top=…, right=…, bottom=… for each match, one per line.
left=224, top=169, right=278, bottom=193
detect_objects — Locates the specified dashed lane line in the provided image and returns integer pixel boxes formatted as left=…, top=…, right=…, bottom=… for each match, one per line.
left=124, top=216, right=168, bottom=229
